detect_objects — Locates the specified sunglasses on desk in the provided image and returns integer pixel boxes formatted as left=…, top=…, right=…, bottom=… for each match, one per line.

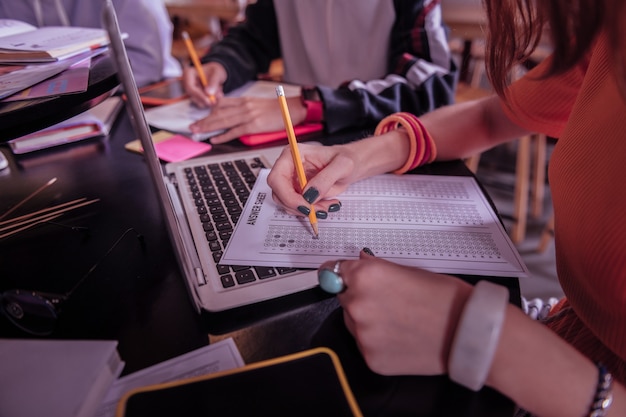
left=0, top=227, right=145, bottom=336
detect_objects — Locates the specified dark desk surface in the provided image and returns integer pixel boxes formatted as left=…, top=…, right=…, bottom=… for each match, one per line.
left=0, top=101, right=519, bottom=416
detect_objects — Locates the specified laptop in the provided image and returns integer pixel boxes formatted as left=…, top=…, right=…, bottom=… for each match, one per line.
left=102, top=0, right=318, bottom=312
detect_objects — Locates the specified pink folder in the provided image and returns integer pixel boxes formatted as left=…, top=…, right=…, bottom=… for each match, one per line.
left=239, top=123, right=323, bottom=146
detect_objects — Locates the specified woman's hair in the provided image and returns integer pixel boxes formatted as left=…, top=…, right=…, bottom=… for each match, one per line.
left=483, top=0, right=626, bottom=97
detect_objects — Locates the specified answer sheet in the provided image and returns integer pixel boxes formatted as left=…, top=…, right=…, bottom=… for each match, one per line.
left=222, top=170, right=528, bottom=278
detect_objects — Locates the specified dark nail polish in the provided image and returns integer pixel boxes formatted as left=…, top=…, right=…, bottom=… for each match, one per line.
left=297, top=206, right=310, bottom=215
left=362, top=247, right=376, bottom=256
left=328, top=202, right=342, bottom=212
left=315, top=210, right=328, bottom=219
left=303, top=187, right=319, bottom=204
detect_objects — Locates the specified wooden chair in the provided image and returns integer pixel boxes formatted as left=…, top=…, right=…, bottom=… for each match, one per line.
left=537, top=211, right=555, bottom=253
left=452, top=40, right=550, bottom=244
left=509, top=133, right=548, bottom=243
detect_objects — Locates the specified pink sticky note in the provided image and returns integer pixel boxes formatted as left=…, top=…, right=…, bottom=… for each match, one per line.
left=154, top=134, right=212, bottom=162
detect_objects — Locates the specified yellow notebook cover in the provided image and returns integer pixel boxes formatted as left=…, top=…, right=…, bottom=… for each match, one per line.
left=116, top=347, right=362, bottom=417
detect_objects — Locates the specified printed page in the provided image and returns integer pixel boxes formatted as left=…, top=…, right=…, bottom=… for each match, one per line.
left=95, top=338, right=244, bottom=417
left=144, top=98, right=218, bottom=141
left=222, top=170, right=528, bottom=278
left=2, top=58, right=90, bottom=101
left=0, top=60, right=74, bottom=100
left=0, top=26, right=108, bottom=55
left=0, top=19, right=37, bottom=37
left=0, top=48, right=104, bottom=100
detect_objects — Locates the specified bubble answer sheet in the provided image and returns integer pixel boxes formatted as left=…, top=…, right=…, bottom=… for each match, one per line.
left=221, top=169, right=529, bottom=278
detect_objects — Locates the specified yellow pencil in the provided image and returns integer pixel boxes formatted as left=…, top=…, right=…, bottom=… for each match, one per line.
left=181, top=30, right=216, bottom=104
left=275, top=85, right=319, bottom=238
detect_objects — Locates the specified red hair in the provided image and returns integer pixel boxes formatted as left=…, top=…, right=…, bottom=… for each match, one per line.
left=483, top=0, right=625, bottom=98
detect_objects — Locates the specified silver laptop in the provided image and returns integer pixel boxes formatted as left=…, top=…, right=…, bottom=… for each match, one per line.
left=102, top=0, right=318, bottom=312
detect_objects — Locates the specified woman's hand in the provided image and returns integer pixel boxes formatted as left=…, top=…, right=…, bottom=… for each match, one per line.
left=267, top=132, right=414, bottom=216
left=189, top=96, right=307, bottom=144
left=267, top=142, right=368, bottom=216
left=182, top=61, right=227, bottom=108
left=322, top=250, right=472, bottom=376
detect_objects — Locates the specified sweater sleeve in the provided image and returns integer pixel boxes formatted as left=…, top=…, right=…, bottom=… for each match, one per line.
left=200, top=0, right=281, bottom=93
left=113, top=0, right=168, bottom=87
left=320, top=0, right=457, bottom=135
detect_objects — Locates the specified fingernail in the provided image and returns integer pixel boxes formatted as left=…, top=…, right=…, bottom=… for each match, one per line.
left=315, top=210, right=328, bottom=219
left=206, top=89, right=217, bottom=104
left=318, top=269, right=345, bottom=294
left=303, top=187, right=319, bottom=204
left=362, top=247, right=376, bottom=256
left=297, top=206, right=310, bottom=215
left=328, top=202, right=342, bottom=212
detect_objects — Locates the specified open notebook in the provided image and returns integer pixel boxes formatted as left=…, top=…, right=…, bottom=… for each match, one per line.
left=143, top=81, right=323, bottom=144
left=103, top=0, right=318, bottom=312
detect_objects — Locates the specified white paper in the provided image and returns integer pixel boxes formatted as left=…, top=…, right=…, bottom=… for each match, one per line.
left=144, top=98, right=217, bottom=140
left=0, top=49, right=101, bottom=100
left=222, top=170, right=528, bottom=278
left=0, top=19, right=38, bottom=37
left=95, top=338, right=244, bottom=417
left=144, top=81, right=302, bottom=141
left=0, top=26, right=107, bottom=55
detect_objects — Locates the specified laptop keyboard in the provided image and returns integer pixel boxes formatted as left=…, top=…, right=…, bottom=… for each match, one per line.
left=183, top=157, right=299, bottom=289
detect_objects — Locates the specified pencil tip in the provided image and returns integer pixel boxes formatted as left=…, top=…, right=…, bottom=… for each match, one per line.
left=312, top=223, right=319, bottom=239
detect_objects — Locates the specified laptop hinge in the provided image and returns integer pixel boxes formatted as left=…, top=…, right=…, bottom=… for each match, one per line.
left=167, top=172, right=178, bottom=187
left=195, top=267, right=207, bottom=285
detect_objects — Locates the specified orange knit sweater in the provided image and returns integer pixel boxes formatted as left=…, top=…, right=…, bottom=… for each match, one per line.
left=503, top=31, right=626, bottom=383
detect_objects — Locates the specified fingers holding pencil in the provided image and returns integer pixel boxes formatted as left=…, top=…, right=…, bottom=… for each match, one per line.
left=275, top=85, right=320, bottom=238
left=181, top=31, right=226, bottom=107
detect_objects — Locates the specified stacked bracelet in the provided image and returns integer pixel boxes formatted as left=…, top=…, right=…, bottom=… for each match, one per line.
left=374, top=112, right=437, bottom=174
left=588, top=363, right=613, bottom=417
left=448, top=280, right=509, bottom=391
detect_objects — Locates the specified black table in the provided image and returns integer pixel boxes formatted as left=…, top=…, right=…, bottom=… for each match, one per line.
left=0, top=83, right=520, bottom=416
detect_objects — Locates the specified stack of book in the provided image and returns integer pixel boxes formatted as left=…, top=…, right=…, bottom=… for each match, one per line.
left=0, top=19, right=112, bottom=99
left=7, top=96, right=124, bottom=154
left=0, top=18, right=124, bottom=153
left=0, top=19, right=110, bottom=64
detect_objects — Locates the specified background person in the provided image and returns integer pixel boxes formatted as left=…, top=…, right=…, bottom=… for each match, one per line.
left=183, top=0, right=457, bottom=144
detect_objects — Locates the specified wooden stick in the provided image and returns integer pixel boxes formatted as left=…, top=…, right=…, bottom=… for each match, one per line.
left=0, top=198, right=87, bottom=227
left=0, top=198, right=100, bottom=235
left=0, top=213, right=62, bottom=240
left=0, top=177, right=57, bottom=221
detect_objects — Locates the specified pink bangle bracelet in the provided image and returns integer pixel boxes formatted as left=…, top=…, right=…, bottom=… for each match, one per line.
left=374, top=114, right=418, bottom=174
left=374, top=112, right=437, bottom=174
